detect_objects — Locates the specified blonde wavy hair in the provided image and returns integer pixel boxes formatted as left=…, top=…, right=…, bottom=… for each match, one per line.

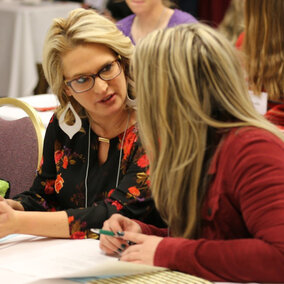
left=42, top=8, right=134, bottom=123
left=133, top=23, right=284, bottom=238
left=244, top=0, right=284, bottom=100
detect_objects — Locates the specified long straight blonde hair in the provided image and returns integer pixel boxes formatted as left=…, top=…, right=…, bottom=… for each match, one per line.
left=244, top=0, right=284, bottom=100
left=133, top=23, right=284, bottom=238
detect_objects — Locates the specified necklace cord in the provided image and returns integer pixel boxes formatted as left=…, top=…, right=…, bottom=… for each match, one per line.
left=85, top=125, right=91, bottom=208
left=115, top=112, right=130, bottom=188
left=84, top=112, right=130, bottom=208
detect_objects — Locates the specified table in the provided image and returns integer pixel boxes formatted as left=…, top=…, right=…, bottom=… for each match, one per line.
left=0, top=1, right=80, bottom=98
left=0, top=94, right=59, bottom=128
left=0, top=234, right=259, bottom=284
left=0, top=234, right=170, bottom=284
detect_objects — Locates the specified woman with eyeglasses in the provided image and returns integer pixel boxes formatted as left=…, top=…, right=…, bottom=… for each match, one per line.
left=0, top=8, right=164, bottom=239
left=99, top=23, right=284, bottom=282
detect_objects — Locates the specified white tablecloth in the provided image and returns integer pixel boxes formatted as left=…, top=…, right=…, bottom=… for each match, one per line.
left=0, top=1, right=80, bottom=98
left=0, top=94, right=59, bottom=128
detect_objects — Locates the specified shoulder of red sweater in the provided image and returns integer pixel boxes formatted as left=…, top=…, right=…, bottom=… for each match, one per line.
left=218, top=126, right=284, bottom=156
left=227, top=126, right=280, bottom=143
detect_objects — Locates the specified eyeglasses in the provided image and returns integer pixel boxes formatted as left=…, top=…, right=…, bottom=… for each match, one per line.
left=64, top=59, right=122, bottom=93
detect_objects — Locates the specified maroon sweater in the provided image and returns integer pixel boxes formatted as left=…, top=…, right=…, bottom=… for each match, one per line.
left=136, top=127, right=284, bottom=282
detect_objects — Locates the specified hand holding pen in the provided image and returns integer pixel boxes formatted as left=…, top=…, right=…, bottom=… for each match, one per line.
left=97, top=214, right=142, bottom=256
left=97, top=214, right=163, bottom=266
left=92, top=228, right=136, bottom=241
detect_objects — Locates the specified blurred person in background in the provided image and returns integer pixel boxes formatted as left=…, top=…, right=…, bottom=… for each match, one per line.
left=105, top=0, right=133, bottom=22
left=198, top=0, right=231, bottom=27
left=243, top=0, right=284, bottom=129
left=175, top=0, right=198, bottom=18
left=218, top=0, right=244, bottom=45
left=116, top=0, right=197, bottom=44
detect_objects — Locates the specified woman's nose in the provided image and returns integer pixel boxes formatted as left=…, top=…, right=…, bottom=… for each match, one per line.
left=93, top=77, right=108, bottom=94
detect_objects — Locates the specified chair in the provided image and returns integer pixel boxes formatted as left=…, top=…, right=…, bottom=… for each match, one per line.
left=0, top=97, right=45, bottom=198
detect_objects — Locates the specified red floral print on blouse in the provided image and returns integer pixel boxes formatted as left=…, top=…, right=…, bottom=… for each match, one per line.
left=55, top=174, right=64, bottom=193
left=40, top=157, right=44, bottom=168
left=146, top=168, right=151, bottom=187
left=108, top=189, right=115, bottom=197
left=111, top=200, right=123, bottom=211
left=68, top=216, right=74, bottom=223
left=68, top=216, right=87, bottom=239
left=128, top=186, right=141, bottom=197
left=120, top=127, right=137, bottom=160
left=54, top=150, right=64, bottom=164
left=137, top=154, right=149, bottom=168
left=43, top=179, right=55, bottom=195
left=70, top=231, right=86, bottom=239
left=62, top=155, right=68, bottom=169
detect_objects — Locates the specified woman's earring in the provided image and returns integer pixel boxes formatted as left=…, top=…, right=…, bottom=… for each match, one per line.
left=126, top=93, right=136, bottom=108
left=58, top=102, right=82, bottom=139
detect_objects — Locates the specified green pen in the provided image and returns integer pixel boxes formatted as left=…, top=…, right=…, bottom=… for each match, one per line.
left=90, top=228, right=116, bottom=236
left=91, top=228, right=136, bottom=245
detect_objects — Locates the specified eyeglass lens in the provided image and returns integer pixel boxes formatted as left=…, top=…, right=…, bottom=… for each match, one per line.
left=69, top=60, right=121, bottom=93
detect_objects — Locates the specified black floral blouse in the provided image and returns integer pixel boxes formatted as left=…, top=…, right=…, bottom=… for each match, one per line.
left=14, top=115, right=163, bottom=238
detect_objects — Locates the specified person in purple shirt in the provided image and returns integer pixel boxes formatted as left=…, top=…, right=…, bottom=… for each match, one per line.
left=116, top=0, right=197, bottom=44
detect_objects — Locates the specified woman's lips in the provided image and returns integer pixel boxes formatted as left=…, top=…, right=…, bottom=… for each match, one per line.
left=100, top=94, right=115, bottom=103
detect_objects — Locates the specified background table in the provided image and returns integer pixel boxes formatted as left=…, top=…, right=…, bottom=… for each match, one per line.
left=0, top=1, right=80, bottom=98
left=0, top=94, right=59, bottom=128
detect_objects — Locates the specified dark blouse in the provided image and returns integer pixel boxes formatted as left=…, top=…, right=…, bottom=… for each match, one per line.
left=14, top=115, right=163, bottom=238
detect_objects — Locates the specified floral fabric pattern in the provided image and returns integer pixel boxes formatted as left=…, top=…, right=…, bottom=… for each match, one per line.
left=14, top=116, right=164, bottom=238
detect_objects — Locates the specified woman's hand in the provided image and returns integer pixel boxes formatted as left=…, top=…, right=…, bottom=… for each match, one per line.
left=0, top=199, right=20, bottom=238
left=120, top=231, right=163, bottom=265
left=99, top=214, right=142, bottom=256
left=5, top=199, right=24, bottom=211
left=0, top=196, right=24, bottom=211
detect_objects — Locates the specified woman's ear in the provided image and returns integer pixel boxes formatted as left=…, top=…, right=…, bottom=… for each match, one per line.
left=65, top=86, right=72, bottom=97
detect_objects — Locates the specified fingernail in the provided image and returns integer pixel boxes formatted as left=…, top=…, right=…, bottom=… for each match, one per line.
left=121, top=244, right=126, bottom=249
left=117, top=248, right=123, bottom=253
left=116, top=231, right=124, bottom=237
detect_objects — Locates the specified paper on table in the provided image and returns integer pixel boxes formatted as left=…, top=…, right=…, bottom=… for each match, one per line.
left=0, top=234, right=165, bottom=281
left=0, top=234, right=43, bottom=250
